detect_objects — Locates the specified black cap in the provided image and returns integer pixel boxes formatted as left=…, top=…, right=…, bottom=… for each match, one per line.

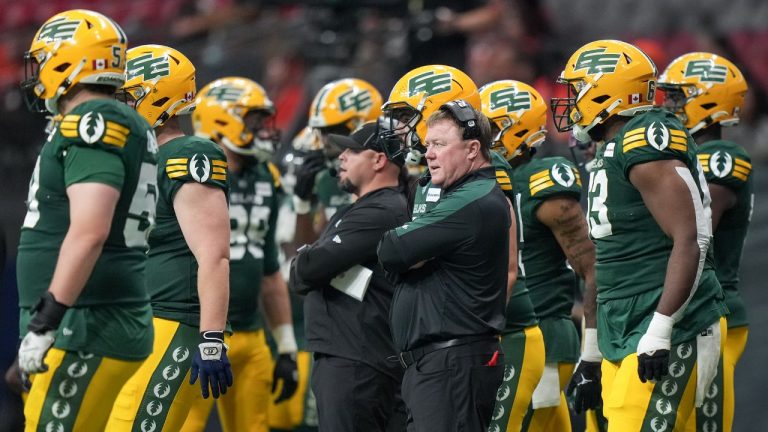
left=328, top=122, right=405, bottom=166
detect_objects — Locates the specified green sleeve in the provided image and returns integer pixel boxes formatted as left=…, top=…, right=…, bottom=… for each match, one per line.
left=58, top=102, right=134, bottom=157
left=63, top=145, right=125, bottom=190
left=618, top=112, right=692, bottom=176
left=527, top=158, right=582, bottom=205
left=698, top=142, right=752, bottom=192
left=161, top=138, right=229, bottom=204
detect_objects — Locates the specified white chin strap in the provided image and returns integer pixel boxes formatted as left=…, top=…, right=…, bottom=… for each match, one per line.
left=689, top=111, right=733, bottom=135
left=572, top=98, right=623, bottom=143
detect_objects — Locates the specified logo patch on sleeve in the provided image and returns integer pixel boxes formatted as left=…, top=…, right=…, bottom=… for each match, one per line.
left=189, top=154, right=211, bottom=183
left=550, top=163, right=576, bottom=187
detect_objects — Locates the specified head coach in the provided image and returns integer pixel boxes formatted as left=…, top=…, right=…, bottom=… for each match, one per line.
left=378, top=100, right=511, bottom=431
left=289, top=121, right=410, bottom=431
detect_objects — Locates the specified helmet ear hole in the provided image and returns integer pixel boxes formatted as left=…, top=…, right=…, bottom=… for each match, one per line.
left=214, top=119, right=228, bottom=127
left=700, top=103, right=716, bottom=110
left=54, top=63, right=70, bottom=72
left=592, top=95, right=610, bottom=104
left=515, top=129, right=529, bottom=138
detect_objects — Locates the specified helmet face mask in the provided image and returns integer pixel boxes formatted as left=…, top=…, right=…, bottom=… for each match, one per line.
left=22, top=10, right=129, bottom=114
left=658, top=52, right=747, bottom=134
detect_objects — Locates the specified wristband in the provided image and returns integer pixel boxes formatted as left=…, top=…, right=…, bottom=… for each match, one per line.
left=581, top=328, right=602, bottom=362
left=292, top=196, right=312, bottom=215
left=271, top=323, right=298, bottom=354
left=28, top=292, right=69, bottom=333
left=646, top=312, right=675, bottom=340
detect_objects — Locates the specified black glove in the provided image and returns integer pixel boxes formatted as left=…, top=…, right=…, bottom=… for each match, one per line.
left=272, top=353, right=298, bottom=403
left=190, top=331, right=234, bottom=399
left=567, top=360, right=602, bottom=413
left=19, top=292, right=69, bottom=374
left=293, top=151, right=326, bottom=200
left=637, top=350, right=670, bottom=383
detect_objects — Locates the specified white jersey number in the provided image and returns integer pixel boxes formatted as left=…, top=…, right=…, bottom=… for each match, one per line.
left=587, top=169, right=613, bottom=238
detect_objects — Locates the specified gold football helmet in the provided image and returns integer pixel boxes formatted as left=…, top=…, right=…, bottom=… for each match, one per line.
left=194, top=76, right=278, bottom=162
left=552, top=40, right=657, bottom=142
left=308, top=78, right=383, bottom=132
left=659, top=52, right=747, bottom=134
left=292, top=126, right=324, bottom=152
left=119, top=45, right=196, bottom=128
left=21, top=9, right=128, bottom=114
left=381, top=64, right=480, bottom=162
left=480, top=80, right=547, bottom=161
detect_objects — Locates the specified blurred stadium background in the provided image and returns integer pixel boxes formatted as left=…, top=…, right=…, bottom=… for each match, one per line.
left=1, top=1, right=767, bottom=430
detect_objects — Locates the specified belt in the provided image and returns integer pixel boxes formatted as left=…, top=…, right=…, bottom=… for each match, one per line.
left=394, top=335, right=498, bottom=369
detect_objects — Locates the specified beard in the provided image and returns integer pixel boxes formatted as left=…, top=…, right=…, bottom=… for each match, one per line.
left=338, top=177, right=358, bottom=195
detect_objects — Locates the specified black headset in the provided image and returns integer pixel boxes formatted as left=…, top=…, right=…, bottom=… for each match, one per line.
left=441, top=99, right=481, bottom=140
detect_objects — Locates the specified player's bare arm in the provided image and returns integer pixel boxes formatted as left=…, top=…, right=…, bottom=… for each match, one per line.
left=175, top=182, right=231, bottom=331
left=48, top=183, right=120, bottom=305
left=537, top=196, right=597, bottom=327
left=630, top=159, right=703, bottom=317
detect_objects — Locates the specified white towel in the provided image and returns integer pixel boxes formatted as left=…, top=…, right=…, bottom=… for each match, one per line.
left=695, top=320, right=722, bottom=407
left=531, top=363, right=561, bottom=409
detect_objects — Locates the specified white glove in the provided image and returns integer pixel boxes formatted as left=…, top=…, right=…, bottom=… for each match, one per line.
left=19, top=330, right=56, bottom=374
left=637, top=312, right=674, bottom=356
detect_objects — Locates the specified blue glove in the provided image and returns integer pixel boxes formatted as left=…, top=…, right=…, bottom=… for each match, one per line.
left=189, top=331, right=233, bottom=399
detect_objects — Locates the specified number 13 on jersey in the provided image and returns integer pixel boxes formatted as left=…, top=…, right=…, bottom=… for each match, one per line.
left=588, top=169, right=612, bottom=239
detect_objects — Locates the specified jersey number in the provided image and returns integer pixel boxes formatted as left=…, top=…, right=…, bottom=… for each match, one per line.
left=22, top=157, right=42, bottom=229
left=230, top=204, right=270, bottom=260
left=587, top=169, right=612, bottom=238
left=124, top=161, right=157, bottom=249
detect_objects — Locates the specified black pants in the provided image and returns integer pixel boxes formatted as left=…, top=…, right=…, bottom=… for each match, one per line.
left=401, top=339, right=504, bottom=432
left=312, top=354, right=405, bottom=432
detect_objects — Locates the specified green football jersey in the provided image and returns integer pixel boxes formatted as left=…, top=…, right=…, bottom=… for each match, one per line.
left=513, top=156, right=582, bottom=362
left=586, top=108, right=726, bottom=361
left=315, top=167, right=351, bottom=219
left=18, top=98, right=157, bottom=308
left=412, top=152, right=537, bottom=334
left=698, top=140, right=753, bottom=328
left=228, top=161, right=282, bottom=331
left=147, top=136, right=229, bottom=327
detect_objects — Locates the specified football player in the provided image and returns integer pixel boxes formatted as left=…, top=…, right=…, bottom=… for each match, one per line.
left=293, top=78, right=382, bottom=245
left=659, top=52, right=751, bottom=432
left=481, top=80, right=597, bottom=431
left=16, top=10, right=156, bottom=431
left=552, top=40, right=727, bottom=431
left=180, top=77, right=299, bottom=432
left=106, top=45, right=233, bottom=431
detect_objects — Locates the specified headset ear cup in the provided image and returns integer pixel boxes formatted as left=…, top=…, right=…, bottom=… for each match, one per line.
left=442, top=99, right=480, bottom=140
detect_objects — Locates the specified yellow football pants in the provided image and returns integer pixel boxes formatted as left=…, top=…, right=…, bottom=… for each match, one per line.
left=522, top=362, right=574, bottom=431
left=24, top=348, right=142, bottom=432
left=106, top=317, right=200, bottom=432
left=487, top=326, right=546, bottom=432
left=268, top=351, right=315, bottom=429
left=180, top=330, right=272, bottom=432
left=602, top=318, right=725, bottom=432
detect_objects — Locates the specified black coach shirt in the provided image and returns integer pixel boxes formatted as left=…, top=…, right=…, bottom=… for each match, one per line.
left=378, top=167, right=510, bottom=352
left=291, top=187, right=409, bottom=379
